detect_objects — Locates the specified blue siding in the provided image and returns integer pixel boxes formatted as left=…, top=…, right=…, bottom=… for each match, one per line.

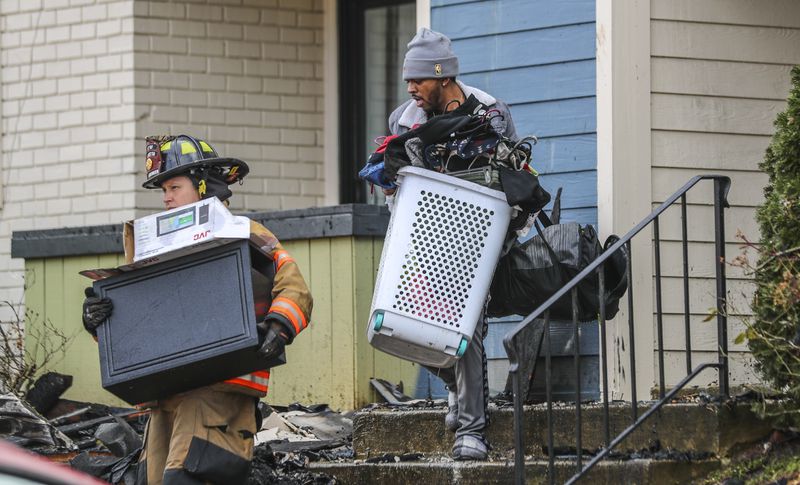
left=530, top=134, right=596, bottom=173
left=423, top=0, right=600, bottom=402
left=511, top=97, right=595, bottom=138
left=459, top=59, right=595, bottom=105
left=538, top=171, right=596, bottom=210
left=452, top=24, right=595, bottom=75
left=432, top=0, right=597, bottom=226
left=431, top=0, right=594, bottom=38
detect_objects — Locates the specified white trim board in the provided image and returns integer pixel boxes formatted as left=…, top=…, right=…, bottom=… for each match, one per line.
left=596, top=0, right=654, bottom=401
left=417, top=0, right=430, bottom=29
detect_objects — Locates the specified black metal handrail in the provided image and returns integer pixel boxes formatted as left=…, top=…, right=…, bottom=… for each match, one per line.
left=502, top=175, right=732, bottom=484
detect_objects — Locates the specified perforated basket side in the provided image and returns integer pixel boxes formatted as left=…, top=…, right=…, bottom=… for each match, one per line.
left=391, top=189, right=498, bottom=329
left=368, top=166, right=512, bottom=354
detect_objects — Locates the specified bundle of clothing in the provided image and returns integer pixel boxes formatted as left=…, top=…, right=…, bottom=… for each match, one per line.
left=359, top=94, right=551, bottom=227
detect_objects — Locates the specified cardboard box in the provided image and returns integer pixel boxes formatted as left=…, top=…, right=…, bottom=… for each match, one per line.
left=82, top=199, right=278, bottom=279
left=126, top=197, right=251, bottom=270
left=93, top=239, right=282, bottom=404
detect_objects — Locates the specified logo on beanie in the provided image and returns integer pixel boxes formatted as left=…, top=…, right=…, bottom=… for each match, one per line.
left=434, top=63, right=442, bottom=76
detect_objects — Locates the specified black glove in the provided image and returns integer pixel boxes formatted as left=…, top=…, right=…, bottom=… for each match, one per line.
left=82, top=287, right=113, bottom=336
left=256, top=320, right=290, bottom=360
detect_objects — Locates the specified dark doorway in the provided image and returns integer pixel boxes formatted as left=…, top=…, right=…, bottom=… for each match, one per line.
left=338, top=0, right=416, bottom=204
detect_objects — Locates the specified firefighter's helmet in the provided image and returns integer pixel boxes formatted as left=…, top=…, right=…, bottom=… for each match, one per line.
left=142, top=135, right=249, bottom=190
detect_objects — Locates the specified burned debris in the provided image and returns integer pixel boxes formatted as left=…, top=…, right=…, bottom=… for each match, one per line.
left=1, top=379, right=347, bottom=485
left=0, top=393, right=75, bottom=451
left=248, top=403, right=352, bottom=484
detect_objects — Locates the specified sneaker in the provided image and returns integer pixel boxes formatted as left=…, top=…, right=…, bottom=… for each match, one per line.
left=444, top=391, right=458, bottom=433
left=452, top=434, right=489, bottom=461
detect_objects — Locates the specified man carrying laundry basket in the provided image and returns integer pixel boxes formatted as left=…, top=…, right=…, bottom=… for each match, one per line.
left=383, top=27, right=519, bottom=461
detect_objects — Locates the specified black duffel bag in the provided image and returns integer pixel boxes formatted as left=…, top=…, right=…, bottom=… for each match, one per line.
left=487, top=221, right=628, bottom=322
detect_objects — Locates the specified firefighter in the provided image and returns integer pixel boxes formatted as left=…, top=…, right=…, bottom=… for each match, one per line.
left=82, top=135, right=313, bottom=484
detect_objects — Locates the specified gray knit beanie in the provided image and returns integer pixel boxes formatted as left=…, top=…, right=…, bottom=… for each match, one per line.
left=402, top=28, right=459, bottom=81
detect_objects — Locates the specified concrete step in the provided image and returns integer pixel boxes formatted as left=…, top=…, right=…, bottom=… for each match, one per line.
left=353, top=402, right=771, bottom=458
left=310, top=457, right=720, bottom=485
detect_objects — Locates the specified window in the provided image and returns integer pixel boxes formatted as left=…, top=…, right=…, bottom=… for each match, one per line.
left=338, top=0, right=416, bottom=204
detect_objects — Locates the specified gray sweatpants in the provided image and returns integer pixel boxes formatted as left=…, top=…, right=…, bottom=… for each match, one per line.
left=424, top=316, right=489, bottom=438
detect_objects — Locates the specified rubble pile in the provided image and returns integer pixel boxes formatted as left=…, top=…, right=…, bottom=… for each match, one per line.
left=248, top=445, right=339, bottom=485
left=1, top=374, right=350, bottom=484
left=1, top=372, right=148, bottom=483
left=248, top=403, right=352, bottom=484
left=0, top=392, right=75, bottom=451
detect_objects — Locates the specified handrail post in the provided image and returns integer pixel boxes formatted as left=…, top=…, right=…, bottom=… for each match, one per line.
left=714, top=178, right=729, bottom=397
left=545, top=312, right=554, bottom=485
left=572, top=288, right=582, bottom=471
left=654, top=217, right=665, bottom=399
left=511, top=362, right=524, bottom=485
left=681, top=194, right=692, bottom=374
left=598, top=267, right=610, bottom=447
left=626, top=240, right=637, bottom=421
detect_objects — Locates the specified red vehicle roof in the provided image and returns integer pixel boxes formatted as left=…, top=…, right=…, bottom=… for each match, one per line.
left=0, top=440, right=106, bottom=485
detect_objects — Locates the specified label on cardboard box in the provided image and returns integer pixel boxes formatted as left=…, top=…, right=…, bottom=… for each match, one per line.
left=80, top=198, right=257, bottom=280
left=131, top=197, right=250, bottom=263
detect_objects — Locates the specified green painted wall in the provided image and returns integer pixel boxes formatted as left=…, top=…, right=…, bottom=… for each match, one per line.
left=25, top=254, right=127, bottom=406
left=23, top=236, right=420, bottom=411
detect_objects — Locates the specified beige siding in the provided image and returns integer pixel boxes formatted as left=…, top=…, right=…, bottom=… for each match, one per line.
left=652, top=131, right=769, bottom=172
left=649, top=0, right=800, bottom=388
left=651, top=0, right=800, bottom=28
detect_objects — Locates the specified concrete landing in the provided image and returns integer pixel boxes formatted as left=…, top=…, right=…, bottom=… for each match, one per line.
left=313, top=401, right=771, bottom=484
left=353, top=402, right=772, bottom=458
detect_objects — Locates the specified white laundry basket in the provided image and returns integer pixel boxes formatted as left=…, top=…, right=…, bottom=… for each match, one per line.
left=367, top=166, right=513, bottom=368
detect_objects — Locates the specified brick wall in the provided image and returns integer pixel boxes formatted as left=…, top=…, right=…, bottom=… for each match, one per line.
left=132, top=0, right=325, bottom=215
left=0, top=0, right=325, bottom=316
left=0, top=0, right=138, bottom=310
